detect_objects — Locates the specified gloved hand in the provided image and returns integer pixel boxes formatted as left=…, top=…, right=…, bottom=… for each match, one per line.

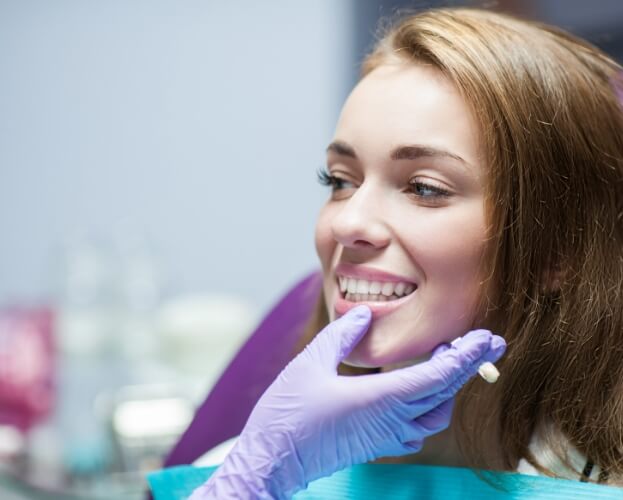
left=190, top=305, right=506, bottom=500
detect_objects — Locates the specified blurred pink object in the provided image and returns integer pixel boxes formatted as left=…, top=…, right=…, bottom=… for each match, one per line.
left=0, top=307, right=55, bottom=432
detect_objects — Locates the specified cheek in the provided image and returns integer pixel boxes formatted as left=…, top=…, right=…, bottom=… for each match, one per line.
left=314, top=205, right=335, bottom=272
left=409, top=216, right=487, bottom=336
left=408, top=204, right=487, bottom=285
left=423, top=235, right=484, bottom=284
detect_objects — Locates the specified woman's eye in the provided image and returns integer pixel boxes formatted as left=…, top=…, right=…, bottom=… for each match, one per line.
left=317, top=168, right=356, bottom=192
left=409, top=179, right=451, bottom=200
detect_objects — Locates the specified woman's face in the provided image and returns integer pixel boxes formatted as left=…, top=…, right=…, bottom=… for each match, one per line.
left=315, top=61, right=488, bottom=367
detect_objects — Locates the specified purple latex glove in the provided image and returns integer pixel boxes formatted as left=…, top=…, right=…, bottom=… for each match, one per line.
left=190, top=305, right=506, bottom=500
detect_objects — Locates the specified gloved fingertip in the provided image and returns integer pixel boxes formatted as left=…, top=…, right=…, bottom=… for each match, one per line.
left=432, top=343, right=451, bottom=357
left=448, top=330, right=493, bottom=366
left=329, top=306, right=372, bottom=365
left=468, top=329, right=493, bottom=340
left=346, top=305, right=372, bottom=322
left=402, top=440, right=424, bottom=453
left=490, top=335, right=507, bottom=358
left=455, top=329, right=491, bottom=348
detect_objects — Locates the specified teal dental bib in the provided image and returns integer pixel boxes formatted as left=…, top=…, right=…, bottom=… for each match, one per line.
left=148, top=463, right=623, bottom=499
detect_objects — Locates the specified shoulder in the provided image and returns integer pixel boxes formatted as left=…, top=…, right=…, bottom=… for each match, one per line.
left=517, top=428, right=621, bottom=486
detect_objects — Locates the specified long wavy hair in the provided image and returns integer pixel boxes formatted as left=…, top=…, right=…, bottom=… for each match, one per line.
left=298, top=7, right=623, bottom=479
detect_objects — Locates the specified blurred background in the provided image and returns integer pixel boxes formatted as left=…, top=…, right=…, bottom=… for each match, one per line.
left=0, top=0, right=621, bottom=498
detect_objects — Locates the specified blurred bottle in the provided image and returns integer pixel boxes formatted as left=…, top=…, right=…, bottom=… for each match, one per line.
left=52, top=233, right=117, bottom=482
left=111, top=224, right=164, bottom=362
left=57, top=234, right=115, bottom=357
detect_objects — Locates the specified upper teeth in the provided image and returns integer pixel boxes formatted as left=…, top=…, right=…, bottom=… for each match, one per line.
left=338, top=277, right=415, bottom=297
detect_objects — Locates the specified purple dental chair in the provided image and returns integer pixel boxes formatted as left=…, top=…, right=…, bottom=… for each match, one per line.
left=163, top=271, right=322, bottom=468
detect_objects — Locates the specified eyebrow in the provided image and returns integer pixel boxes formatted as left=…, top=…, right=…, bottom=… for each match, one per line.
left=326, top=140, right=468, bottom=166
left=326, top=140, right=357, bottom=158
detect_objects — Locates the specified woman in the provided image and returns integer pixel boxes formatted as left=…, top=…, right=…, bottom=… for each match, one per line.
left=190, top=7, right=623, bottom=498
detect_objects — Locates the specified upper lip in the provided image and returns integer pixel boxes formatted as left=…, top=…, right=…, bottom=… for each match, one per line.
left=334, top=263, right=417, bottom=284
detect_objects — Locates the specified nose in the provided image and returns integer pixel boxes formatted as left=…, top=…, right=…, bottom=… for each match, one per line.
left=331, top=183, right=391, bottom=250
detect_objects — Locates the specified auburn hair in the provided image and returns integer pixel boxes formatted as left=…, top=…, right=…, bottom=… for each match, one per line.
left=299, top=7, right=623, bottom=479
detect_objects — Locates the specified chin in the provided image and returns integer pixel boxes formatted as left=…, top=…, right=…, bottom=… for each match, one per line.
left=341, top=323, right=426, bottom=369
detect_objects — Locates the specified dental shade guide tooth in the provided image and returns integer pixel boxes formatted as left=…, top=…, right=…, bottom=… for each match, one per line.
left=477, top=362, right=500, bottom=383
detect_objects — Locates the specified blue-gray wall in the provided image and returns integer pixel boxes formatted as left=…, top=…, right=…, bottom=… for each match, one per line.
left=0, top=1, right=356, bottom=313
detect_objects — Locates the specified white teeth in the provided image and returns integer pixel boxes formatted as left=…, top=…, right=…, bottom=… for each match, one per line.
left=369, top=281, right=382, bottom=294
left=340, top=276, right=417, bottom=302
left=356, top=279, right=369, bottom=294
left=345, top=292, right=401, bottom=302
left=381, top=282, right=394, bottom=297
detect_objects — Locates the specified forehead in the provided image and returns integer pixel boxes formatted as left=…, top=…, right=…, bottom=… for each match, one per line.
left=334, top=62, right=483, bottom=169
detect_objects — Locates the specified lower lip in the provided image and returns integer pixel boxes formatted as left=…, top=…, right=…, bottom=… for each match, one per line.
left=334, top=290, right=416, bottom=319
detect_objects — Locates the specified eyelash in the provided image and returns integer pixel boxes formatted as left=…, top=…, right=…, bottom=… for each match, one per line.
left=408, top=179, right=451, bottom=199
left=317, top=167, right=451, bottom=201
left=317, top=168, right=354, bottom=191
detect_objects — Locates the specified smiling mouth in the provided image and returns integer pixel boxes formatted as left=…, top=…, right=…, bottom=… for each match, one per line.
left=337, top=275, right=417, bottom=303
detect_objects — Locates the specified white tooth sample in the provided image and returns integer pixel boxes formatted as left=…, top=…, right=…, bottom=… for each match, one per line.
left=347, top=278, right=358, bottom=294
left=356, top=279, right=369, bottom=294
left=395, top=282, right=406, bottom=296
left=339, top=277, right=346, bottom=293
left=478, top=362, right=500, bottom=383
left=369, top=281, right=382, bottom=294
left=378, top=295, right=387, bottom=302
left=353, top=293, right=361, bottom=302
left=369, top=294, right=379, bottom=302
left=405, top=284, right=415, bottom=295
left=381, top=282, right=394, bottom=296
